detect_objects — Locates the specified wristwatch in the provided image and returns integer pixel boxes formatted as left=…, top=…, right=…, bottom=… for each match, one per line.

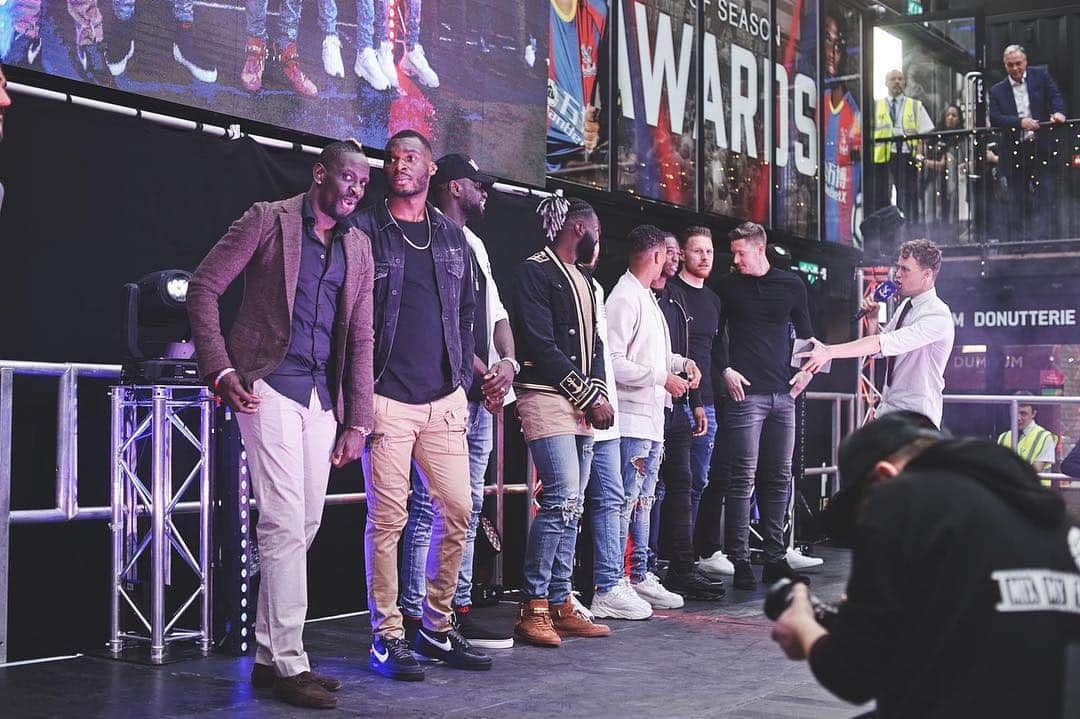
left=500, top=357, right=521, bottom=375
left=348, top=425, right=370, bottom=435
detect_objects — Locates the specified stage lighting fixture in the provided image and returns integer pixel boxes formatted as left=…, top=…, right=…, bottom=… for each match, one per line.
left=121, top=269, right=201, bottom=384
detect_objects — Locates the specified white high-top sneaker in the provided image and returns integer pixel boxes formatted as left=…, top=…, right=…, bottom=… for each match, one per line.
left=400, top=44, right=440, bottom=88
left=354, top=47, right=389, bottom=90
left=322, top=34, right=344, bottom=78
left=376, top=43, right=399, bottom=88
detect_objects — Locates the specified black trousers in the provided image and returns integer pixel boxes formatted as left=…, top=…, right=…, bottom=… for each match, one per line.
left=657, top=405, right=695, bottom=573
left=1003, top=142, right=1057, bottom=241
left=694, top=398, right=729, bottom=558
left=871, top=155, right=919, bottom=221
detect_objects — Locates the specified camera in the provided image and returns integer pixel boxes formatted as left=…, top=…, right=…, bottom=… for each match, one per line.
left=764, top=578, right=841, bottom=630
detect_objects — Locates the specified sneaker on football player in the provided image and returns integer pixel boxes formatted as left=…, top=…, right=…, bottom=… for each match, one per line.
left=321, top=34, right=344, bottom=78
left=354, top=46, right=389, bottom=90
left=5, top=33, right=43, bottom=69
left=173, top=21, right=218, bottom=83
left=590, top=578, right=653, bottom=620
left=400, top=44, right=438, bottom=88
left=376, top=43, right=398, bottom=88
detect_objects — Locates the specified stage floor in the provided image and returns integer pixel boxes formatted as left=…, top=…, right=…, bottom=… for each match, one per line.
left=2, top=547, right=870, bottom=718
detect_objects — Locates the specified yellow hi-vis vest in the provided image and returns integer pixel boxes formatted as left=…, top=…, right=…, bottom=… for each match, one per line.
left=874, top=96, right=923, bottom=163
left=997, top=425, right=1057, bottom=466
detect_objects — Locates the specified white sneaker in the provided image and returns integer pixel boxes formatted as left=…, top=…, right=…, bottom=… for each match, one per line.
left=523, top=37, right=536, bottom=67
left=322, top=34, right=344, bottom=78
left=698, top=550, right=735, bottom=578
left=591, top=579, right=653, bottom=620
left=570, top=592, right=595, bottom=622
left=786, top=547, right=824, bottom=569
left=354, top=47, right=389, bottom=90
left=632, top=572, right=684, bottom=609
left=400, top=44, right=439, bottom=88
left=376, top=43, right=399, bottom=88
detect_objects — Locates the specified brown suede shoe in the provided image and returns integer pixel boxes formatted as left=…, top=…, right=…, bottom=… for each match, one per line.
left=252, top=663, right=342, bottom=692
left=273, top=671, right=338, bottom=709
left=550, top=598, right=612, bottom=638
left=513, top=599, right=561, bottom=647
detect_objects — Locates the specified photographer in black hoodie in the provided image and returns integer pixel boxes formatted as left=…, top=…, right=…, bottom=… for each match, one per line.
left=771, top=412, right=1080, bottom=718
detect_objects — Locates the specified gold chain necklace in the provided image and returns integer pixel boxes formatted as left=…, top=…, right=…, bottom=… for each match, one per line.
left=386, top=199, right=432, bottom=251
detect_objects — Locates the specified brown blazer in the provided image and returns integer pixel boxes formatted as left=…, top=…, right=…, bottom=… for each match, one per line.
left=186, top=193, right=374, bottom=429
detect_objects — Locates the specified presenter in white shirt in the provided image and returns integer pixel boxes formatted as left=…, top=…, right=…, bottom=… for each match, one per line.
left=796, top=239, right=955, bottom=428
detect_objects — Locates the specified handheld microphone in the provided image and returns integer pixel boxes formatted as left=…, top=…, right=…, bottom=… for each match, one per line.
left=853, top=280, right=897, bottom=321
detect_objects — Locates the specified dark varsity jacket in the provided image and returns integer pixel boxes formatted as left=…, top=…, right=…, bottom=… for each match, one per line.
left=510, top=245, right=609, bottom=411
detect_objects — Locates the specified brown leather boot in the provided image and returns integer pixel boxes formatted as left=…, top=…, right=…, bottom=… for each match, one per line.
left=273, top=671, right=337, bottom=709
left=550, top=598, right=612, bottom=638
left=513, top=599, right=561, bottom=647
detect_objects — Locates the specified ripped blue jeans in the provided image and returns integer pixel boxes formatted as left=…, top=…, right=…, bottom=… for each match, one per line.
left=620, top=436, right=664, bottom=583
left=521, top=434, right=594, bottom=603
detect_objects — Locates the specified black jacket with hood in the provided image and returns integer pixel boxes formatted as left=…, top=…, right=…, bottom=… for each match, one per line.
left=810, top=438, right=1080, bottom=718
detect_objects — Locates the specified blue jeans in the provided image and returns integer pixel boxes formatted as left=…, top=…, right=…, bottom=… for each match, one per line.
left=318, top=0, right=336, bottom=35
left=357, top=0, right=421, bottom=50
left=245, top=0, right=302, bottom=45
left=725, top=393, right=795, bottom=563
left=522, top=434, right=593, bottom=602
left=620, top=436, right=663, bottom=582
left=399, top=401, right=491, bottom=616
left=586, top=438, right=625, bottom=592
left=113, top=0, right=192, bottom=23
left=685, top=404, right=717, bottom=528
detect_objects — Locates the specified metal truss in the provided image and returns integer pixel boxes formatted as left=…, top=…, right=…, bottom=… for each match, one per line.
left=107, top=385, right=212, bottom=663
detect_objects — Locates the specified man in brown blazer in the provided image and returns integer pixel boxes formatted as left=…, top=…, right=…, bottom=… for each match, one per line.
left=187, top=140, right=374, bottom=710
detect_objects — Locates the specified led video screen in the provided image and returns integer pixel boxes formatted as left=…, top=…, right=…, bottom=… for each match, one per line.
left=0, top=0, right=548, bottom=184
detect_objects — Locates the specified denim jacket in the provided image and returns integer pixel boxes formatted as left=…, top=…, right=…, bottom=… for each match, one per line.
left=348, top=200, right=475, bottom=393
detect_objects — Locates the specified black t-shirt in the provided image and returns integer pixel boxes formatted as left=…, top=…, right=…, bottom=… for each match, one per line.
left=671, top=275, right=723, bottom=405
left=375, top=219, right=453, bottom=404
left=714, top=267, right=812, bottom=395
left=809, top=440, right=1080, bottom=718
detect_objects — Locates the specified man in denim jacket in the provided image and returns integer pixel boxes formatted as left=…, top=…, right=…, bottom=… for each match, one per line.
left=348, top=130, right=490, bottom=681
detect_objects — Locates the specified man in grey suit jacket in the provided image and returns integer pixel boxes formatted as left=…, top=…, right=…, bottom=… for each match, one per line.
left=186, top=140, right=374, bottom=710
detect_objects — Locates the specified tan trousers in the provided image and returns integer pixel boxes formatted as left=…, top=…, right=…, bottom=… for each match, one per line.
left=363, top=388, right=472, bottom=638
left=236, top=380, right=337, bottom=677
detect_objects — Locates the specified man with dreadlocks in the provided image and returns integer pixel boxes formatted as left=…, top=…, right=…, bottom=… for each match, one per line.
left=510, top=195, right=615, bottom=647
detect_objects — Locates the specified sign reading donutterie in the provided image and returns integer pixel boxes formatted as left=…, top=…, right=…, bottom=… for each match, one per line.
left=0, top=0, right=548, bottom=184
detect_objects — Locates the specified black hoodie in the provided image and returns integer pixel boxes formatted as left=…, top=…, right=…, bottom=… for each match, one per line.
left=809, top=439, right=1080, bottom=718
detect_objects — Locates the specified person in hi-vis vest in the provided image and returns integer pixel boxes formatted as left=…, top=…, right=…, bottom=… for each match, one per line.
left=997, top=400, right=1057, bottom=474
left=871, top=69, right=934, bottom=221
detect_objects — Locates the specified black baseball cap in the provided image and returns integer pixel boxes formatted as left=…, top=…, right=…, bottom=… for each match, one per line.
left=433, top=153, right=496, bottom=187
left=823, top=412, right=943, bottom=544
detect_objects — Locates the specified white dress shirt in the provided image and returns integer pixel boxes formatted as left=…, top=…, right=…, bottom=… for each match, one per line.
left=1010, top=72, right=1037, bottom=140
left=464, top=226, right=515, bottom=405
left=592, top=280, right=621, bottom=442
left=876, top=287, right=955, bottom=428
